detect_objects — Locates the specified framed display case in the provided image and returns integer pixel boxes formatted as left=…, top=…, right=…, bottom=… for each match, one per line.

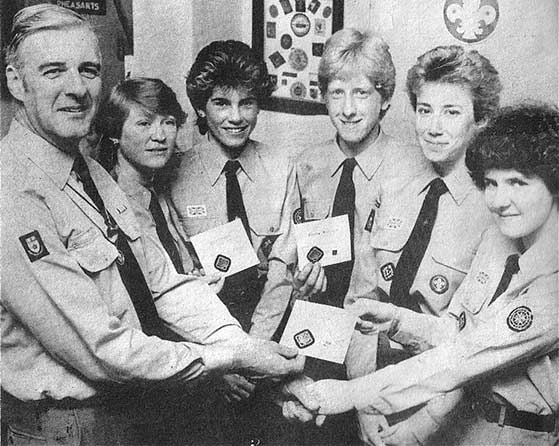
left=252, top=0, right=344, bottom=115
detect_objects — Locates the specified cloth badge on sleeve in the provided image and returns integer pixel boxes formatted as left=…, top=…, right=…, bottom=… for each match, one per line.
left=19, top=231, right=49, bottom=262
left=306, top=246, right=324, bottom=263
left=430, top=275, right=449, bottom=294
left=475, top=271, right=489, bottom=284
left=293, top=207, right=304, bottom=224
left=364, top=208, right=376, bottom=232
left=458, top=311, right=466, bottom=331
left=380, top=263, right=395, bottom=281
left=294, top=329, right=315, bottom=349
left=214, top=254, right=231, bottom=273
left=507, top=306, right=533, bottom=332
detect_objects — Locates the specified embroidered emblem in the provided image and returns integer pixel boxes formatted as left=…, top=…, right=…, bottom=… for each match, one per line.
left=430, top=275, right=449, bottom=294
left=214, top=254, right=231, bottom=273
left=19, top=231, right=49, bottom=262
left=444, top=0, right=499, bottom=43
left=475, top=271, right=489, bottom=284
left=507, top=306, right=533, bottom=332
left=294, top=329, right=315, bottom=349
left=386, top=217, right=403, bottom=230
left=186, top=205, right=207, bottom=218
left=293, top=207, right=304, bottom=224
left=364, top=208, right=376, bottom=232
left=306, top=246, right=324, bottom=263
left=380, top=263, right=395, bottom=281
left=458, top=311, right=466, bottom=331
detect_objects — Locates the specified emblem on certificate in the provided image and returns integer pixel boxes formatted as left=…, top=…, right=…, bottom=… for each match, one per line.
left=294, top=329, right=315, bottom=348
left=214, top=254, right=232, bottom=273
left=306, top=246, right=324, bottom=263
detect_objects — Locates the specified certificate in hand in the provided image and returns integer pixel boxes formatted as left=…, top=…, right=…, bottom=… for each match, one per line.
left=279, top=300, right=356, bottom=364
left=293, top=214, right=351, bottom=267
left=189, top=219, right=259, bottom=277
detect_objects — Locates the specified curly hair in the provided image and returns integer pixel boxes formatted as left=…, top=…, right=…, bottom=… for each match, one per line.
left=466, top=103, right=559, bottom=195
left=318, top=28, right=395, bottom=107
left=407, top=46, right=501, bottom=123
left=95, top=77, right=186, bottom=171
left=186, top=40, right=273, bottom=134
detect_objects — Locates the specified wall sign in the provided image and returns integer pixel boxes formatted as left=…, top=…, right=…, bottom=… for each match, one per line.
left=444, top=0, right=499, bottom=43
left=253, top=0, right=344, bottom=115
left=56, top=0, right=106, bottom=16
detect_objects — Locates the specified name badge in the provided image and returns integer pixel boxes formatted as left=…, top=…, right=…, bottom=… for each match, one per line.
left=186, top=205, right=207, bottom=218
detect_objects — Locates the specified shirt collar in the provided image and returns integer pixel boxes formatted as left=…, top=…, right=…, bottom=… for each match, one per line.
left=9, top=119, right=75, bottom=189
left=199, top=135, right=260, bottom=186
left=518, top=221, right=559, bottom=279
left=437, top=164, right=475, bottom=205
left=112, top=161, right=153, bottom=210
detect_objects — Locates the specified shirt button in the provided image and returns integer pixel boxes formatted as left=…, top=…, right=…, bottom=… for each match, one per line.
left=269, top=226, right=275, bottom=232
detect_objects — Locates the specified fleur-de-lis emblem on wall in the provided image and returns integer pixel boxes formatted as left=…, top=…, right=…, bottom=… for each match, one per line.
left=444, top=0, right=499, bottom=43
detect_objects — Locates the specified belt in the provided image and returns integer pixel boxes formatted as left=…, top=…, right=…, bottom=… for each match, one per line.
left=473, top=397, right=556, bottom=433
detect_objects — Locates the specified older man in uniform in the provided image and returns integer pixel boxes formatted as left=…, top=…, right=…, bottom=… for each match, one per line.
left=0, top=5, right=304, bottom=445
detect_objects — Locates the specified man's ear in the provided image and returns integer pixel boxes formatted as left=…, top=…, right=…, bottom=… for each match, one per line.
left=6, top=65, right=26, bottom=102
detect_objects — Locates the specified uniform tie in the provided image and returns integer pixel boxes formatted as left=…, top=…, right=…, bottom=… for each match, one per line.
left=488, top=254, right=520, bottom=306
left=73, top=154, right=182, bottom=341
left=388, top=177, right=448, bottom=312
left=322, top=158, right=357, bottom=307
left=149, top=191, right=185, bottom=274
left=223, top=160, right=251, bottom=242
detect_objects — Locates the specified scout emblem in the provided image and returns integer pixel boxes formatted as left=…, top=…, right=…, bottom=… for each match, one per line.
left=430, top=275, right=449, bottom=294
left=507, top=306, right=533, bottom=332
left=475, top=271, right=489, bottom=284
left=386, top=217, right=403, bottom=230
left=307, top=246, right=324, bottom=263
left=214, top=254, right=231, bottom=273
left=19, top=231, right=49, bottom=262
left=293, top=207, right=304, bottom=224
left=294, top=329, right=315, bottom=349
left=290, top=81, right=307, bottom=99
left=291, top=13, right=311, bottom=37
left=444, top=0, right=499, bottom=43
left=186, top=205, right=207, bottom=218
left=458, top=311, right=466, bottom=331
left=380, top=263, right=395, bottom=281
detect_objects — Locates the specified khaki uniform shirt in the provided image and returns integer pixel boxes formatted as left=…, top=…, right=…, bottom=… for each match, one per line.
left=1, top=121, right=242, bottom=401
left=350, top=225, right=558, bottom=417
left=168, top=137, right=298, bottom=339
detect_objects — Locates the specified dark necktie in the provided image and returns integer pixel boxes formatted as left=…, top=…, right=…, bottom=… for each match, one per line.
left=73, top=155, right=182, bottom=341
left=149, top=191, right=185, bottom=274
left=388, top=177, right=448, bottom=312
left=322, top=158, right=357, bottom=307
left=488, top=254, right=520, bottom=306
left=223, top=160, right=252, bottom=242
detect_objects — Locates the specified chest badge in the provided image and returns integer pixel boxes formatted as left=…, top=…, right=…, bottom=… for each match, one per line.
left=186, top=205, right=207, bottom=218
left=364, top=208, right=376, bottom=232
left=386, top=217, right=403, bottom=230
left=380, top=263, right=395, bottom=281
left=19, top=231, right=49, bottom=262
left=430, top=275, right=449, bottom=294
left=293, top=207, right=304, bottom=224
left=458, top=311, right=466, bottom=331
left=475, top=271, right=489, bottom=285
left=507, top=306, right=533, bottom=332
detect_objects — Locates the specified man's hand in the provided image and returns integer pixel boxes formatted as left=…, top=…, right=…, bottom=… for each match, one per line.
left=358, top=409, right=389, bottom=446
left=293, top=262, right=327, bottom=299
left=305, top=379, right=354, bottom=416
left=187, top=268, right=225, bottom=294
left=220, top=373, right=256, bottom=403
left=347, top=299, right=397, bottom=334
left=235, top=337, right=305, bottom=379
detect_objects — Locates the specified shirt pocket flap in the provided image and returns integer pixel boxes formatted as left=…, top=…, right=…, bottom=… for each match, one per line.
left=68, top=228, right=119, bottom=273
left=302, top=198, right=330, bottom=221
left=430, top=252, right=471, bottom=275
left=370, top=223, right=413, bottom=253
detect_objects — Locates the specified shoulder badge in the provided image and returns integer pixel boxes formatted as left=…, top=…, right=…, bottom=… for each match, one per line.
left=475, top=271, right=489, bottom=285
left=507, top=306, right=533, bottom=332
left=430, top=275, right=449, bottom=294
left=381, top=263, right=395, bottom=281
left=293, top=207, right=304, bottom=224
left=19, top=231, right=49, bottom=262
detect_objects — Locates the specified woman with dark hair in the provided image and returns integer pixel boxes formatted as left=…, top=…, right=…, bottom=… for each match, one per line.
left=303, top=103, right=559, bottom=446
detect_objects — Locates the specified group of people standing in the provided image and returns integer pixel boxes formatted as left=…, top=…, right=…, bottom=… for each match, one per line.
left=1, top=4, right=557, bottom=446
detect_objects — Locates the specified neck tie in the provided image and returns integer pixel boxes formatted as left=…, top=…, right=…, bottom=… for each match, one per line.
left=388, top=177, right=448, bottom=312
left=322, top=158, right=357, bottom=307
left=149, top=191, right=185, bottom=274
left=223, top=160, right=251, bottom=242
left=488, top=254, right=520, bottom=306
left=73, top=155, right=182, bottom=341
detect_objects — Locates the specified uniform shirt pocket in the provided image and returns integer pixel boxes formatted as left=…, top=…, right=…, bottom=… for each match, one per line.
left=178, top=216, right=218, bottom=236
left=68, top=228, right=119, bottom=274
left=302, top=198, right=330, bottom=221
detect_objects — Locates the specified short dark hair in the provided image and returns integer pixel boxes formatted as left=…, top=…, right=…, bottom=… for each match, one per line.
left=95, top=77, right=186, bottom=170
left=407, top=46, right=501, bottom=123
left=466, top=103, right=559, bottom=195
left=186, top=40, right=273, bottom=134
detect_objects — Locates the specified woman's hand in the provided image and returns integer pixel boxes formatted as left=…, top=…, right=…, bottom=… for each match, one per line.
left=347, top=299, right=397, bottom=334
left=293, top=262, right=327, bottom=299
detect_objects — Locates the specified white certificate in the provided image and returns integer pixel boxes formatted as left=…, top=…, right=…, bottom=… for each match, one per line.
left=279, top=300, right=356, bottom=364
left=293, top=214, right=351, bottom=267
left=190, top=219, right=259, bottom=278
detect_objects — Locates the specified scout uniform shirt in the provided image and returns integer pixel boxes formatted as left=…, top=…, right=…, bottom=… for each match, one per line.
left=168, top=137, right=298, bottom=338
left=347, top=225, right=558, bottom=444
left=1, top=121, right=243, bottom=402
left=371, top=165, right=492, bottom=317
